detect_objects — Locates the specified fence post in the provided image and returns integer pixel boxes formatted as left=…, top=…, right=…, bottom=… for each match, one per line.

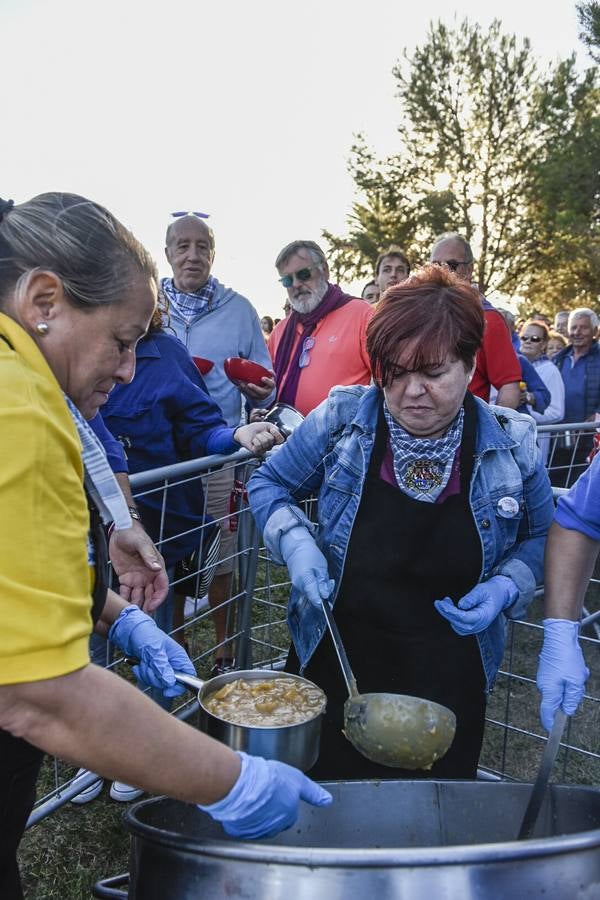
left=235, top=462, right=262, bottom=670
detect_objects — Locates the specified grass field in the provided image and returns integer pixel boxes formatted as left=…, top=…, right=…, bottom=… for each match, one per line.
left=18, top=563, right=600, bottom=899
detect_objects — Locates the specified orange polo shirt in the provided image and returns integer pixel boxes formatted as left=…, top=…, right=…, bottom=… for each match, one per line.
left=269, top=298, right=373, bottom=416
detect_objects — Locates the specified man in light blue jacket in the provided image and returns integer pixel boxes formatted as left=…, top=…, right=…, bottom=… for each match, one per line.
left=162, top=214, right=275, bottom=673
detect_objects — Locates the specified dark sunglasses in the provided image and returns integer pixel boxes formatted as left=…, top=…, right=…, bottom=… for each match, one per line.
left=431, top=259, right=468, bottom=272
left=279, top=266, right=318, bottom=288
left=171, top=211, right=210, bottom=219
left=520, top=335, right=543, bottom=343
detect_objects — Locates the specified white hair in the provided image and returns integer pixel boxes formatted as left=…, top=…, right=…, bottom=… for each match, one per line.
left=430, top=232, right=474, bottom=264
left=568, top=307, right=599, bottom=330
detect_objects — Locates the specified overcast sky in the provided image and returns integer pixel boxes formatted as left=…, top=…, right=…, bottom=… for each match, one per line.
left=2, top=0, right=587, bottom=318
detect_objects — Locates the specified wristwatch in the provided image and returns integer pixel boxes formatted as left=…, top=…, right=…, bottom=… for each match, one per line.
left=128, top=506, right=141, bottom=521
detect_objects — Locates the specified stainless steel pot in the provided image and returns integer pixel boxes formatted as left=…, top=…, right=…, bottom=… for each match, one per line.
left=177, top=668, right=325, bottom=773
left=93, top=780, right=600, bottom=899
left=263, top=402, right=304, bottom=438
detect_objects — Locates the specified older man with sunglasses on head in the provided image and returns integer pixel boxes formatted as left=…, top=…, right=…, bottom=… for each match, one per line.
left=430, top=233, right=521, bottom=410
left=269, top=240, right=373, bottom=417
left=162, top=212, right=275, bottom=675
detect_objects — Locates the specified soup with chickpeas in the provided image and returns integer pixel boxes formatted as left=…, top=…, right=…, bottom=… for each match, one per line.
left=203, top=676, right=326, bottom=727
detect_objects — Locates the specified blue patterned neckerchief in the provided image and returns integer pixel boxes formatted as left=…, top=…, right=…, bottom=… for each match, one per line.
left=383, top=403, right=464, bottom=503
left=161, top=275, right=218, bottom=324
left=64, top=395, right=131, bottom=530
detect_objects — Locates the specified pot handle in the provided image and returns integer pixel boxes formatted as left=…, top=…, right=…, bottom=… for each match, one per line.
left=173, top=670, right=206, bottom=691
left=92, top=872, right=129, bottom=898
left=126, top=660, right=205, bottom=693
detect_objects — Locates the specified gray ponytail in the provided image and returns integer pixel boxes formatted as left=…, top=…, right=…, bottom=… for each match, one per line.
left=0, top=192, right=157, bottom=309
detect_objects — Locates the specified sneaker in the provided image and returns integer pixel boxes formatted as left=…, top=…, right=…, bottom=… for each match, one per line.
left=184, top=594, right=209, bottom=619
left=110, top=781, right=144, bottom=802
left=210, top=657, right=236, bottom=678
left=70, top=769, right=104, bottom=805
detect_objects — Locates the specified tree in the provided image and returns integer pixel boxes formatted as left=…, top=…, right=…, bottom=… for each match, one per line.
left=325, top=18, right=600, bottom=315
left=517, top=59, right=600, bottom=313
left=577, top=0, right=600, bottom=63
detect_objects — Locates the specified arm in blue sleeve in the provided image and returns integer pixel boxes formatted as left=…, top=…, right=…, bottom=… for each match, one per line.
left=91, top=412, right=129, bottom=473
left=519, top=355, right=551, bottom=415
left=247, top=399, right=331, bottom=559
left=555, top=453, right=600, bottom=541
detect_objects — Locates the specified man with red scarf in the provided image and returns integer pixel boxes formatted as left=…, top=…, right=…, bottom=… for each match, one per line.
left=270, top=241, right=372, bottom=416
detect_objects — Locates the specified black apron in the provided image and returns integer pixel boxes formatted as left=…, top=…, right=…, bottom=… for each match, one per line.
left=287, top=393, right=486, bottom=780
left=0, top=495, right=108, bottom=900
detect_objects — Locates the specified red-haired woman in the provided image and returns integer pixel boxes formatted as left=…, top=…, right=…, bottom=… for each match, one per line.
left=249, top=265, right=555, bottom=780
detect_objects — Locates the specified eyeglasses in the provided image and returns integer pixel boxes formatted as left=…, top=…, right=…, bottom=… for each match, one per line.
left=431, top=259, right=468, bottom=272
left=299, top=336, right=315, bottom=368
left=279, top=266, right=318, bottom=288
left=171, top=211, right=210, bottom=219
left=520, top=335, right=543, bottom=343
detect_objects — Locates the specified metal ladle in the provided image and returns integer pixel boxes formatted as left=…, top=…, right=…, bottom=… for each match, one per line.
left=320, top=599, right=457, bottom=769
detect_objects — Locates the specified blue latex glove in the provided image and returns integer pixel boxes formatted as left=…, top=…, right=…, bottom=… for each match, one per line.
left=537, top=618, right=589, bottom=731
left=280, top=526, right=334, bottom=610
left=108, top=605, right=196, bottom=698
left=434, top=575, right=518, bottom=636
left=198, top=751, right=332, bottom=839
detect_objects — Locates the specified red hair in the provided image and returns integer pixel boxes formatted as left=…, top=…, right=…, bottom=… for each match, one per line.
left=367, top=263, right=485, bottom=386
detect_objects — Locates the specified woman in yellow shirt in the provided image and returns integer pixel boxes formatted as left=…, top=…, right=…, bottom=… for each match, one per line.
left=0, top=193, right=330, bottom=899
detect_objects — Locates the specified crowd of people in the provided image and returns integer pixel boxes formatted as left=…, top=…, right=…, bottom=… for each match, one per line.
left=1, top=196, right=598, bottom=897
left=361, top=244, right=599, bottom=486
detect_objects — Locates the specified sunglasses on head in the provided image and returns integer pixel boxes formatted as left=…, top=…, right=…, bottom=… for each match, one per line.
left=171, top=211, right=210, bottom=219
left=520, top=335, right=543, bottom=343
left=279, top=266, right=319, bottom=289
left=431, top=259, right=468, bottom=272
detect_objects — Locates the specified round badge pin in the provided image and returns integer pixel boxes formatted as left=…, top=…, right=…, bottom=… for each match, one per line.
left=497, top=496, right=520, bottom=518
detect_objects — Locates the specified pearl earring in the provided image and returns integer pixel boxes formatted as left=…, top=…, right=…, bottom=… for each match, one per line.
left=35, top=322, right=49, bottom=335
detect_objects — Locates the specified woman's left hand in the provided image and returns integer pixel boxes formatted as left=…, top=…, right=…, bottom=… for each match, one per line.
left=108, top=606, right=196, bottom=697
left=434, top=575, right=518, bottom=635
left=234, top=422, right=284, bottom=455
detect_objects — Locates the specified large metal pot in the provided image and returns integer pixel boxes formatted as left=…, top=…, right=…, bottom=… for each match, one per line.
left=93, top=780, right=600, bottom=899
left=180, top=668, right=324, bottom=772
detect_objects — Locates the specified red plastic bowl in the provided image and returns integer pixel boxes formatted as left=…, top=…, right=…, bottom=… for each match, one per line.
left=192, top=357, right=214, bottom=376
left=224, top=357, right=274, bottom=386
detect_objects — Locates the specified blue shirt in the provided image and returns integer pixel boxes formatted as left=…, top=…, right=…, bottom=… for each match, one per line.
left=555, top=451, right=600, bottom=540
left=101, top=330, right=238, bottom=566
left=518, top=354, right=550, bottom=415
left=89, top=412, right=128, bottom=473
left=561, top=351, right=588, bottom=424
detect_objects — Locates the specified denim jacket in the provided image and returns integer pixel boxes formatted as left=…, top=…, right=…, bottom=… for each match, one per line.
left=248, top=385, right=555, bottom=690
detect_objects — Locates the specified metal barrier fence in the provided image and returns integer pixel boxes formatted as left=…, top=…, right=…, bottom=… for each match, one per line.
left=27, top=449, right=262, bottom=827
left=539, top=420, right=598, bottom=488
left=26, top=420, right=600, bottom=827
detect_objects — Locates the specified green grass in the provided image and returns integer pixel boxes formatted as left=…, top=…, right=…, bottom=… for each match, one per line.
left=20, top=783, right=128, bottom=900
left=18, top=561, right=600, bottom=899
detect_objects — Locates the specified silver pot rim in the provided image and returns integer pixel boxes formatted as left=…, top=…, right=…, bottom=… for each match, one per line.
left=124, top=783, right=600, bottom=867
